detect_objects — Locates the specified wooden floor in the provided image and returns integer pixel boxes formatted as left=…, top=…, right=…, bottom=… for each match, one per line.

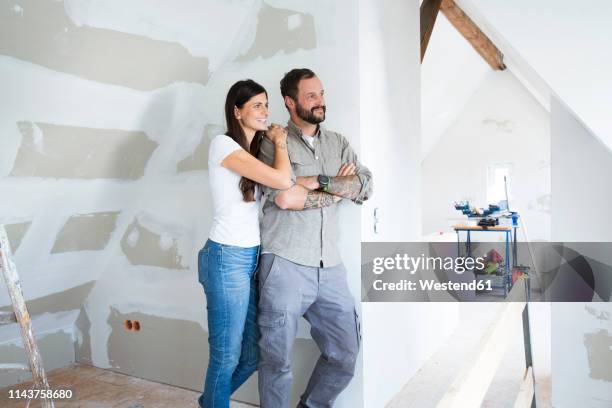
left=0, top=364, right=256, bottom=407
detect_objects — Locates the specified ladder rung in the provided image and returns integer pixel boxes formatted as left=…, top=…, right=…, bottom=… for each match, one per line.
left=0, top=311, right=17, bottom=325
left=0, top=363, right=30, bottom=371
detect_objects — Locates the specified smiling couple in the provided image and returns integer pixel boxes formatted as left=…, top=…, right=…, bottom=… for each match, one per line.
left=198, top=68, right=373, bottom=408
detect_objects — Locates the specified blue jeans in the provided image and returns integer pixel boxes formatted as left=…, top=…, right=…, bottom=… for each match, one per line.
left=198, top=239, right=259, bottom=408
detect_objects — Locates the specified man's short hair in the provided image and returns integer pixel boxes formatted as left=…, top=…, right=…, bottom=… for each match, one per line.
left=280, top=68, right=316, bottom=102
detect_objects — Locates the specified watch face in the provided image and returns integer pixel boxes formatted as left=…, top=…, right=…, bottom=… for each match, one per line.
left=319, top=175, right=330, bottom=185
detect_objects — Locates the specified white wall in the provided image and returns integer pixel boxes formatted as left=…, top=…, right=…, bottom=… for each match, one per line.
left=359, top=1, right=459, bottom=406
left=552, top=302, right=612, bottom=407
left=550, top=96, right=612, bottom=406
left=551, top=97, right=612, bottom=242
left=359, top=0, right=421, bottom=242
left=421, top=12, right=490, bottom=159
left=466, top=0, right=612, bottom=153
left=422, top=70, right=551, bottom=241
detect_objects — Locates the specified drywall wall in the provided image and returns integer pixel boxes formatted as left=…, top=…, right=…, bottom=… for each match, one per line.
left=423, top=70, right=551, bottom=241
left=0, top=0, right=363, bottom=406
left=0, top=282, right=94, bottom=386
left=0, top=330, right=75, bottom=387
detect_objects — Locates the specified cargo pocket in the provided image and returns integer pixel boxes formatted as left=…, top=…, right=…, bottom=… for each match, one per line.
left=258, top=309, right=289, bottom=366
left=258, top=309, right=286, bottom=328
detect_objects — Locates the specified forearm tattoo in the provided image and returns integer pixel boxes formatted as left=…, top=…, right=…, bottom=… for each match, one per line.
left=328, top=175, right=361, bottom=200
left=304, top=191, right=341, bottom=209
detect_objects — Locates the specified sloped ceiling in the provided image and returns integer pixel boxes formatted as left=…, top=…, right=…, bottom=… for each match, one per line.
left=421, top=13, right=490, bottom=159
left=461, top=0, right=612, bottom=152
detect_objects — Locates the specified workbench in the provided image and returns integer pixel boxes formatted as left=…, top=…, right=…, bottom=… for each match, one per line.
left=453, top=224, right=519, bottom=297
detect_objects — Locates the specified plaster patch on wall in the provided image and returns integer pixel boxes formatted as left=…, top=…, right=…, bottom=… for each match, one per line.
left=106, top=307, right=320, bottom=405
left=586, top=305, right=611, bottom=322
left=74, top=308, right=92, bottom=364
left=12, top=4, right=24, bottom=17
left=527, top=194, right=551, bottom=213
left=177, top=124, right=222, bottom=172
left=236, top=4, right=316, bottom=62
left=4, top=221, right=32, bottom=253
left=0, top=281, right=95, bottom=316
left=584, top=329, right=612, bottom=382
left=287, top=13, right=302, bottom=31
left=62, top=0, right=253, bottom=72
left=10, top=122, right=158, bottom=179
left=177, top=136, right=209, bottom=172
left=120, top=219, right=188, bottom=269
left=0, top=0, right=210, bottom=90
left=482, top=117, right=515, bottom=133
left=0, top=330, right=74, bottom=387
left=51, top=211, right=120, bottom=253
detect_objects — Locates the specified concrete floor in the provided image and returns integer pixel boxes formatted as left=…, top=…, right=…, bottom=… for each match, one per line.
left=387, top=304, right=552, bottom=408
left=0, top=363, right=256, bottom=407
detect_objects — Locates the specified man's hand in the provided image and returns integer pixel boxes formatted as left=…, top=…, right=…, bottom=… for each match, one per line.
left=337, top=163, right=356, bottom=177
left=295, top=163, right=357, bottom=190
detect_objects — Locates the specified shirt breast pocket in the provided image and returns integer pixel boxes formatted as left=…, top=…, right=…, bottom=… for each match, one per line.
left=324, top=158, right=342, bottom=176
left=291, top=158, right=318, bottom=177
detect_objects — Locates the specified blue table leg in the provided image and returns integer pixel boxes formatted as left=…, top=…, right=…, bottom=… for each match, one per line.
left=505, top=230, right=510, bottom=296
left=456, top=231, right=460, bottom=257
left=466, top=231, right=472, bottom=258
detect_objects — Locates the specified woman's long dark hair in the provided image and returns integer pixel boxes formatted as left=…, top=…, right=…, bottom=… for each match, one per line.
left=224, top=79, right=267, bottom=202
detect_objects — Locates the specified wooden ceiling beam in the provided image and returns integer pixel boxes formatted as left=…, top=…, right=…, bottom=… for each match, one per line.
left=420, top=0, right=444, bottom=61
left=440, top=0, right=506, bottom=70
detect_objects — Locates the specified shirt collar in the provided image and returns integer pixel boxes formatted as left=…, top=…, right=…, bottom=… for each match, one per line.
left=287, top=119, right=321, bottom=138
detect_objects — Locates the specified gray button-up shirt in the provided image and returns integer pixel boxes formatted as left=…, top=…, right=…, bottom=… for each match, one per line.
left=258, top=120, right=373, bottom=267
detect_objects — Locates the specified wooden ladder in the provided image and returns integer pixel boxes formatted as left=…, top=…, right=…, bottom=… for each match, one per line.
left=0, top=225, right=54, bottom=408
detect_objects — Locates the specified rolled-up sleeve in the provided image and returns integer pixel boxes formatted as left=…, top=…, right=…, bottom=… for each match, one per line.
left=339, top=134, right=373, bottom=205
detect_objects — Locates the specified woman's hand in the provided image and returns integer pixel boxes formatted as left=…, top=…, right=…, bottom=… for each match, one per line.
left=265, top=123, right=288, bottom=145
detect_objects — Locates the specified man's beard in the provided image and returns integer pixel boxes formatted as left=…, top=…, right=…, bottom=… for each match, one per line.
left=296, top=102, right=326, bottom=125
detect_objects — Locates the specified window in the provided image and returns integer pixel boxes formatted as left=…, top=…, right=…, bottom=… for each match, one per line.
left=487, top=162, right=513, bottom=205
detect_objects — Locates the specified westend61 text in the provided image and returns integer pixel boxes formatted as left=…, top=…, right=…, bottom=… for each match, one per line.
left=372, top=279, right=493, bottom=292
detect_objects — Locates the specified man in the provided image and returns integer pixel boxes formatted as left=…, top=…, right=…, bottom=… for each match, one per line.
left=257, top=68, right=373, bottom=407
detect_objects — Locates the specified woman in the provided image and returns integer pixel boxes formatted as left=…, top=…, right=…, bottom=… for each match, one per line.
left=197, top=79, right=292, bottom=408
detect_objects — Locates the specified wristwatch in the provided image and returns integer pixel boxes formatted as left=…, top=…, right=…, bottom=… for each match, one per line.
left=317, top=175, right=331, bottom=192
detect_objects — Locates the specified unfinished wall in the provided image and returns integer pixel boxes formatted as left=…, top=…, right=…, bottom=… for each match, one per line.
left=1, top=0, right=362, bottom=406
left=422, top=70, right=551, bottom=241
left=0, top=281, right=95, bottom=386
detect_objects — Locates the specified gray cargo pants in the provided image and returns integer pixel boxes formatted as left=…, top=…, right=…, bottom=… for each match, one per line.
left=257, top=254, right=361, bottom=408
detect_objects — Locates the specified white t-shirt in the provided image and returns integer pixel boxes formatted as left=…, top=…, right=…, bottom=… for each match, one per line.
left=208, top=134, right=260, bottom=247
